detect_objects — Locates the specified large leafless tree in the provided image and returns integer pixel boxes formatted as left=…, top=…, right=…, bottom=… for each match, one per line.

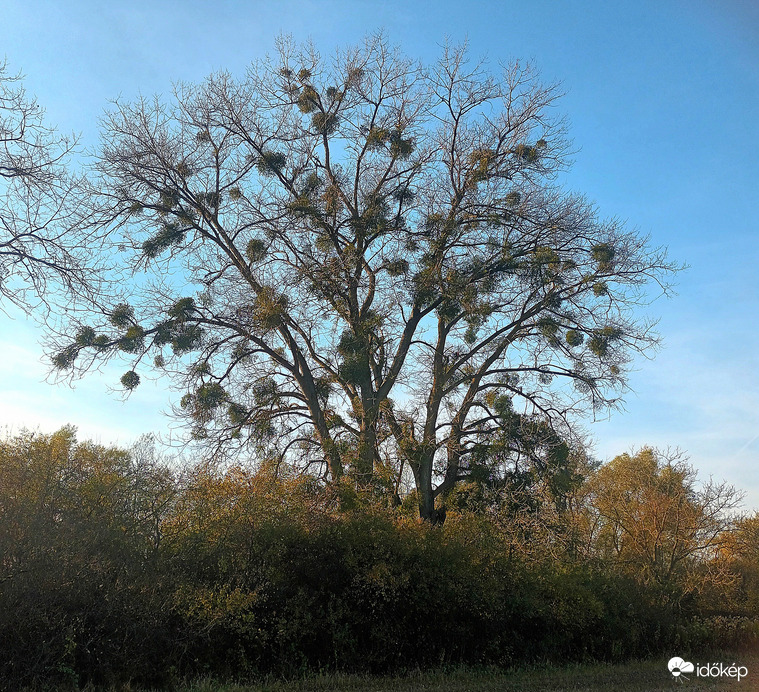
left=54, top=36, right=679, bottom=521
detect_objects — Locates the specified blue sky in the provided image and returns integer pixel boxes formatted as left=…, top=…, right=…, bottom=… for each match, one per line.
left=2, top=0, right=757, bottom=506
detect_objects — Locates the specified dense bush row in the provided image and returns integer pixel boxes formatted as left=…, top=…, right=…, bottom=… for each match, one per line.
left=1, top=428, right=757, bottom=690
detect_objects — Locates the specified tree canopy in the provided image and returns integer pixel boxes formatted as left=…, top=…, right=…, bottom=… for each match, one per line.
left=586, top=447, right=741, bottom=596
left=53, top=36, right=679, bottom=520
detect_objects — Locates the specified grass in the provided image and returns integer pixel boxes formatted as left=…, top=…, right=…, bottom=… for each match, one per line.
left=158, top=655, right=758, bottom=692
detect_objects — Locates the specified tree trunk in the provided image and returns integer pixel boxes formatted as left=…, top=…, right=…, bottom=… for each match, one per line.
left=355, top=421, right=376, bottom=484
left=415, top=449, right=446, bottom=523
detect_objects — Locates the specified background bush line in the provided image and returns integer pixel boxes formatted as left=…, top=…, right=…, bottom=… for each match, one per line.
left=1, top=428, right=757, bottom=690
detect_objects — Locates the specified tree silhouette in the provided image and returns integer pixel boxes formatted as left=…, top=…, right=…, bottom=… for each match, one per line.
left=53, top=36, right=679, bottom=520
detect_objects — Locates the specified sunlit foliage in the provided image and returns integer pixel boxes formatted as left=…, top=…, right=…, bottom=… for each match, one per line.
left=1, top=429, right=755, bottom=689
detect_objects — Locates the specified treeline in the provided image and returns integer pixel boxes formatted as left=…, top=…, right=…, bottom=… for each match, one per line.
left=1, top=428, right=757, bottom=690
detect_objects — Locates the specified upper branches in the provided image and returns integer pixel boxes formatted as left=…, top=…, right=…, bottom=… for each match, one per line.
left=0, top=62, right=98, bottom=316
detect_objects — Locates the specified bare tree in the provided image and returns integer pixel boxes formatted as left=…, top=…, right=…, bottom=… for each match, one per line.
left=53, top=36, right=680, bottom=521
left=0, top=62, right=94, bottom=314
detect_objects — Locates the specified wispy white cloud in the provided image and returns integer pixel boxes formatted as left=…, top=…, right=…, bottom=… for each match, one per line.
left=592, top=320, right=759, bottom=510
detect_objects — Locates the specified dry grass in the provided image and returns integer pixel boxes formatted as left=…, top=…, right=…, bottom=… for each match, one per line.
left=171, top=654, right=759, bottom=692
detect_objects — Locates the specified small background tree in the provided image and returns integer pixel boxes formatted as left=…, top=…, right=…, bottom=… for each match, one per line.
left=584, top=447, right=742, bottom=602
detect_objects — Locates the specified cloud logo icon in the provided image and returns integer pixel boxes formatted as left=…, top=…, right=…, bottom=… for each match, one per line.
left=668, top=657, right=695, bottom=678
